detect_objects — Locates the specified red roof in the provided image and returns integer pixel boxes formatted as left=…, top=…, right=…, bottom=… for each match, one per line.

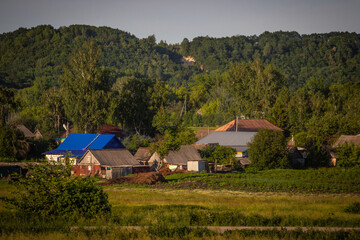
left=100, top=124, right=128, bottom=138
left=215, top=119, right=283, bottom=132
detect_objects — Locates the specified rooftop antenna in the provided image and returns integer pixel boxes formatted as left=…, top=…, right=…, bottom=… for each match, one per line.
left=63, top=122, right=69, bottom=137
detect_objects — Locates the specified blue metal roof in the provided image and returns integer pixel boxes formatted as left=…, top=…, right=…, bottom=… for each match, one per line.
left=43, top=133, right=125, bottom=157
left=57, top=133, right=99, bottom=150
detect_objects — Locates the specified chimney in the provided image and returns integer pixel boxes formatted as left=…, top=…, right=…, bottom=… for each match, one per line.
left=235, top=116, right=238, bottom=132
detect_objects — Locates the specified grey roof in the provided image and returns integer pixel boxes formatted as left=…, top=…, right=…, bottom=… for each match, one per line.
left=234, top=146, right=249, bottom=152
left=164, top=145, right=202, bottom=165
left=80, top=149, right=139, bottom=167
left=16, top=125, right=35, bottom=138
left=134, top=147, right=152, bottom=161
left=196, top=131, right=256, bottom=146
left=332, top=135, right=360, bottom=148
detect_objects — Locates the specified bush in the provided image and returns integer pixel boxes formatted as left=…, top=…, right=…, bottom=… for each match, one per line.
left=344, top=202, right=360, bottom=214
left=199, top=144, right=236, bottom=165
left=5, top=155, right=111, bottom=219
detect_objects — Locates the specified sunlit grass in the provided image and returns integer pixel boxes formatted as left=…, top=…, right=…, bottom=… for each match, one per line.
left=104, top=186, right=360, bottom=227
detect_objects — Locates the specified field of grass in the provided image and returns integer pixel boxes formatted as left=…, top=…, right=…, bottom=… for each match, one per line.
left=160, top=168, right=360, bottom=193
left=1, top=168, right=360, bottom=239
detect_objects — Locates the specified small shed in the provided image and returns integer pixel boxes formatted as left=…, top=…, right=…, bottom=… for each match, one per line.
left=239, top=158, right=251, bottom=168
left=187, top=160, right=207, bottom=172
left=73, top=149, right=140, bottom=179
left=164, top=145, right=203, bottom=171
left=134, top=147, right=160, bottom=171
left=34, top=129, right=43, bottom=139
left=0, top=162, right=26, bottom=178
left=330, top=134, right=360, bottom=166
left=288, top=147, right=305, bottom=167
left=134, top=147, right=152, bottom=165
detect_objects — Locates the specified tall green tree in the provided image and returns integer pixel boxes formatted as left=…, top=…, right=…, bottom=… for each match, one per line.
left=224, top=60, right=286, bottom=118
left=61, top=41, right=110, bottom=133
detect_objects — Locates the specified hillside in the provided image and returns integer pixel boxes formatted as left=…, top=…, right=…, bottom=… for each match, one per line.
left=0, top=25, right=192, bottom=88
left=1, top=25, right=360, bottom=89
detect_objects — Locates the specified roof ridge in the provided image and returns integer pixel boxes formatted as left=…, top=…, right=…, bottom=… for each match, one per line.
left=83, top=134, right=100, bottom=150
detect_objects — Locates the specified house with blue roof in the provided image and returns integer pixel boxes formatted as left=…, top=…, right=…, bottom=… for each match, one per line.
left=43, top=133, right=125, bottom=164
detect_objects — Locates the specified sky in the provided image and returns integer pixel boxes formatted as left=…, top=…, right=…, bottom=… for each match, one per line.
left=0, top=0, right=359, bottom=44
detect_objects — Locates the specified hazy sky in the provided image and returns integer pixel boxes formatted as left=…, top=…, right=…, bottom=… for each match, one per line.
left=1, top=0, right=359, bottom=44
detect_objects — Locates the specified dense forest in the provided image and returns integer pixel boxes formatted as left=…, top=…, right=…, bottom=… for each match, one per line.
left=0, top=25, right=359, bottom=150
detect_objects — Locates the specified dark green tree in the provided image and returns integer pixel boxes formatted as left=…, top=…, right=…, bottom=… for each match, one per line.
left=151, top=126, right=197, bottom=158
left=248, top=129, right=289, bottom=170
left=122, top=134, right=150, bottom=154
left=294, top=132, right=330, bottom=168
left=111, top=76, right=154, bottom=135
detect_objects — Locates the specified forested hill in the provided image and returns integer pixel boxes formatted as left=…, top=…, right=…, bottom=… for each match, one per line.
left=1, top=25, right=360, bottom=89
left=0, top=25, right=188, bottom=88
left=185, top=31, right=360, bottom=88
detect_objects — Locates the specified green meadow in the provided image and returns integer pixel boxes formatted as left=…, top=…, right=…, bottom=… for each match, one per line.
left=1, top=169, right=360, bottom=239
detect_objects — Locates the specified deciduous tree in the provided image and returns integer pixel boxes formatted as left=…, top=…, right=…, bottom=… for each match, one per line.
left=61, top=41, right=110, bottom=133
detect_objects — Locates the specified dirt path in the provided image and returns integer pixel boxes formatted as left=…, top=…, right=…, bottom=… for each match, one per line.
left=70, top=226, right=360, bottom=232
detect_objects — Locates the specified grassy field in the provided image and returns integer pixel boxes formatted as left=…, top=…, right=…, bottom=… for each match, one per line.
left=159, top=168, right=360, bottom=193
left=1, top=169, right=360, bottom=239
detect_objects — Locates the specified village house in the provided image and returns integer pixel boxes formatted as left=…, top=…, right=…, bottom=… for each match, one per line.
left=215, top=118, right=283, bottom=132
left=43, top=133, right=125, bottom=164
left=195, top=119, right=283, bottom=168
left=163, top=145, right=204, bottom=172
left=196, top=131, right=257, bottom=159
left=72, top=149, right=141, bottom=179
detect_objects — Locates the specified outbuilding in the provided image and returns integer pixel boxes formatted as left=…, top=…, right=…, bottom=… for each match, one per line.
left=164, top=145, right=203, bottom=172
left=72, top=149, right=140, bottom=179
